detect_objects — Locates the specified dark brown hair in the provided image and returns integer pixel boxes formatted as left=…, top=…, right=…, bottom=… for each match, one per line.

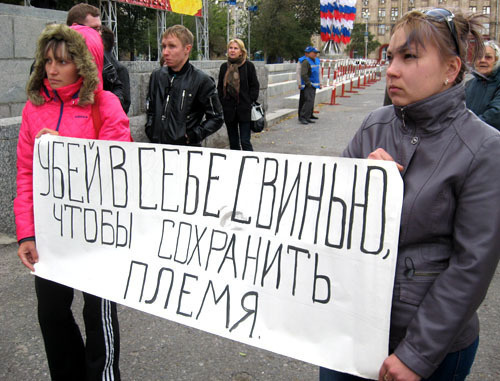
left=393, top=9, right=485, bottom=83
left=100, top=25, right=114, bottom=52
left=66, top=3, right=100, bottom=26
left=43, top=39, right=73, bottom=65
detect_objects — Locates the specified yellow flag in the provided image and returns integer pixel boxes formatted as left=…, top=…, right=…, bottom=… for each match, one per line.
left=169, top=0, right=202, bottom=16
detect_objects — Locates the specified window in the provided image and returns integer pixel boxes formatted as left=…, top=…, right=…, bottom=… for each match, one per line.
left=483, top=6, right=491, bottom=14
left=363, top=0, right=369, bottom=5
left=378, top=8, right=386, bottom=19
left=378, top=24, right=386, bottom=35
left=483, top=23, right=490, bottom=35
left=379, top=0, right=385, bottom=4
left=408, top=6, right=415, bottom=11
left=470, top=6, right=477, bottom=12
left=391, top=7, right=398, bottom=21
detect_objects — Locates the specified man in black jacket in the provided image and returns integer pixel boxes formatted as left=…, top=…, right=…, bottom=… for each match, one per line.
left=145, top=25, right=223, bottom=146
left=66, top=3, right=126, bottom=111
left=101, top=25, right=131, bottom=113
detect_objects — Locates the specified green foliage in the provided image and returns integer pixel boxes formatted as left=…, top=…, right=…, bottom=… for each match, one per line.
left=117, top=4, right=156, bottom=61
left=345, top=23, right=381, bottom=58
left=250, top=0, right=320, bottom=62
left=209, top=2, right=229, bottom=58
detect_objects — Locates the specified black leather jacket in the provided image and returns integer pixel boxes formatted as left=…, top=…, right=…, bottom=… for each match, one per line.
left=344, top=84, right=500, bottom=378
left=103, top=51, right=126, bottom=111
left=145, top=61, right=223, bottom=146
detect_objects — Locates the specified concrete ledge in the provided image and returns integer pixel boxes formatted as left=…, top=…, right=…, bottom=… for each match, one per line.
left=266, top=63, right=297, bottom=73
left=128, top=114, right=229, bottom=149
left=268, top=80, right=298, bottom=98
left=269, top=72, right=296, bottom=84
left=0, top=233, right=17, bottom=245
left=0, top=116, right=21, bottom=237
left=265, top=108, right=297, bottom=128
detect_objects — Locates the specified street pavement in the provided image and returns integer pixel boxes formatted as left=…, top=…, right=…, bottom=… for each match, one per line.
left=1, top=78, right=499, bottom=380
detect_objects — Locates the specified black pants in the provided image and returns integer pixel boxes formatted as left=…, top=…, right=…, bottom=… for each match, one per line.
left=35, top=276, right=120, bottom=381
left=299, top=86, right=316, bottom=120
left=298, top=88, right=305, bottom=117
left=226, top=119, right=253, bottom=151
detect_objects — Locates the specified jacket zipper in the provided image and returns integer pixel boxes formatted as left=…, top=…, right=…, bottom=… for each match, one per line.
left=54, top=90, right=64, bottom=131
left=414, top=271, right=440, bottom=277
left=404, top=257, right=441, bottom=279
left=162, top=75, right=176, bottom=120
left=180, top=90, right=186, bottom=111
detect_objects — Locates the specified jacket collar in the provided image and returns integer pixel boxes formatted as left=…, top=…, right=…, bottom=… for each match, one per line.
left=41, top=77, right=83, bottom=104
left=168, top=59, right=191, bottom=76
left=393, top=84, right=466, bottom=134
left=471, top=66, right=500, bottom=83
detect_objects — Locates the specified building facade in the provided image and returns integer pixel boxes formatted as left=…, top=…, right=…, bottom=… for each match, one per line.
left=355, top=0, right=498, bottom=60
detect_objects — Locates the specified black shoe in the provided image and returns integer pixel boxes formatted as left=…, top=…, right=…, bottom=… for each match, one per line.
left=306, top=119, right=316, bottom=123
left=299, top=118, right=309, bottom=125
left=309, top=115, right=319, bottom=120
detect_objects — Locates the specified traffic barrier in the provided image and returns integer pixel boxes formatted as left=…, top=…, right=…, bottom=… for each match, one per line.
left=330, top=86, right=340, bottom=105
left=339, top=82, right=350, bottom=98
left=319, top=59, right=384, bottom=105
left=345, top=78, right=358, bottom=94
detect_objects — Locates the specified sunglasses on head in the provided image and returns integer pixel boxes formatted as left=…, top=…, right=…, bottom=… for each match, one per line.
left=422, top=8, right=460, bottom=56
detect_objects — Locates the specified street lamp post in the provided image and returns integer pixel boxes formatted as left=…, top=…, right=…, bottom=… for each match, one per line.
left=363, top=11, right=370, bottom=59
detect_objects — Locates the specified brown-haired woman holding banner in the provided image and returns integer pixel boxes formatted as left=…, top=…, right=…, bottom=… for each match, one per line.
left=320, top=9, right=500, bottom=381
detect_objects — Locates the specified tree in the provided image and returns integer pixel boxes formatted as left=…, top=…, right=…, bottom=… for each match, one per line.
left=117, top=4, right=156, bottom=61
left=251, top=0, right=320, bottom=63
left=209, top=2, right=229, bottom=59
left=345, top=23, right=381, bottom=58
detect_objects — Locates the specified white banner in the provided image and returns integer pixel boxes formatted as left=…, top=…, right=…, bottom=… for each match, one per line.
left=33, top=135, right=403, bottom=379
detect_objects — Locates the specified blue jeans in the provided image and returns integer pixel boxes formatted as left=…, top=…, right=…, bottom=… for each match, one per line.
left=319, top=337, right=479, bottom=381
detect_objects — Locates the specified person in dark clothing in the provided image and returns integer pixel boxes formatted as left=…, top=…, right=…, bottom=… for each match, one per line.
left=218, top=38, right=260, bottom=151
left=101, top=25, right=131, bottom=113
left=66, top=3, right=126, bottom=111
left=145, top=25, right=223, bottom=146
left=465, top=40, right=500, bottom=130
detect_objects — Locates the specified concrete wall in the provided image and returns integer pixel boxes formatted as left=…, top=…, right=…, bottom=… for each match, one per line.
left=0, top=116, right=21, bottom=236
left=123, top=60, right=269, bottom=146
left=0, top=3, right=67, bottom=118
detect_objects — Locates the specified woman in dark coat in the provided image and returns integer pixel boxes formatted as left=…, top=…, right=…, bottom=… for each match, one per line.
left=465, top=40, right=500, bottom=130
left=218, top=38, right=260, bottom=151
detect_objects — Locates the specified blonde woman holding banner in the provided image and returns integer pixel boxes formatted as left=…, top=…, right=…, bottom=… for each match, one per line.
left=320, top=8, right=500, bottom=381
